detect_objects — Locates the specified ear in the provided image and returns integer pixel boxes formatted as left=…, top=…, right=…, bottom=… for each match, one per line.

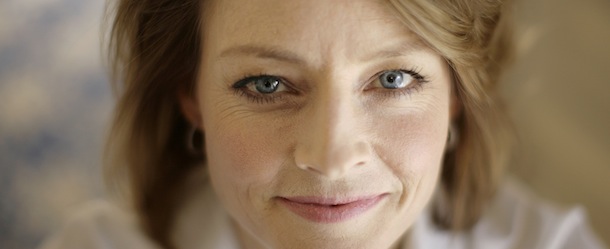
left=449, top=82, right=462, bottom=122
left=178, top=87, right=203, bottom=130
left=449, top=90, right=461, bottom=121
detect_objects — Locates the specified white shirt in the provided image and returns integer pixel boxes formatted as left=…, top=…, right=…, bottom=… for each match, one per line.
left=40, top=179, right=607, bottom=249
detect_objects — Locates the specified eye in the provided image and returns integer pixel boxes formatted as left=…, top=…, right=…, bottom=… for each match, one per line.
left=233, top=75, right=286, bottom=94
left=378, top=70, right=412, bottom=89
left=253, top=76, right=281, bottom=93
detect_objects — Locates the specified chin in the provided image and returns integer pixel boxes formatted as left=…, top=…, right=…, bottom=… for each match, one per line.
left=263, top=231, right=403, bottom=249
left=249, top=210, right=408, bottom=249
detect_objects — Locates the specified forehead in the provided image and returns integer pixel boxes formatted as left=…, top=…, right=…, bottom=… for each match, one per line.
left=202, top=0, right=428, bottom=63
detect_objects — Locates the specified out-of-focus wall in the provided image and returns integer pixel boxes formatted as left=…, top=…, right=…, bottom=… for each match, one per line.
left=504, top=0, right=610, bottom=246
left=0, top=0, right=608, bottom=248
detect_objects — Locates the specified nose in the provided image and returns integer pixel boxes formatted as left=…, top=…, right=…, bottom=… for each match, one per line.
left=294, top=86, right=372, bottom=179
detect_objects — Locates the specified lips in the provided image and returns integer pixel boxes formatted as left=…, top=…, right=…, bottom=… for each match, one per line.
left=276, top=194, right=387, bottom=223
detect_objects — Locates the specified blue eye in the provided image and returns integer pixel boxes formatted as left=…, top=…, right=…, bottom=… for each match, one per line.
left=233, top=75, right=284, bottom=94
left=253, top=76, right=280, bottom=94
left=379, top=70, right=411, bottom=89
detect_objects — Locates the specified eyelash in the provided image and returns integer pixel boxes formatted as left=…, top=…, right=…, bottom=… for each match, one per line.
left=231, top=68, right=429, bottom=104
left=372, top=68, right=429, bottom=99
left=231, top=73, right=292, bottom=104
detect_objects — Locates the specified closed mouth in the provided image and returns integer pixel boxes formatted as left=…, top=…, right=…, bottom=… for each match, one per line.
left=276, top=194, right=388, bottom=223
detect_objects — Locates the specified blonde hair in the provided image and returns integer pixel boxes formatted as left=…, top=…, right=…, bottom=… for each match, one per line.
left=105, top=0, right=513, bottom=248
left=387, top=0, right=514, bottom=230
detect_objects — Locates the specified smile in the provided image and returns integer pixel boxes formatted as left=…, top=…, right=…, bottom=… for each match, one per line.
left=276, top=194, right=388, bottom=223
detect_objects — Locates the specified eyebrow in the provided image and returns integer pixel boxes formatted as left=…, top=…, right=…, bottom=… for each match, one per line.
left=361, top=39, right=430, bottom=62
left=219, top=45, right=306, bottom=65
left=218, top=40, right=430, bottom=65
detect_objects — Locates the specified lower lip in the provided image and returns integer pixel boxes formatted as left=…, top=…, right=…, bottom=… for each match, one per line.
left=276, top=195, right=387, bottom=223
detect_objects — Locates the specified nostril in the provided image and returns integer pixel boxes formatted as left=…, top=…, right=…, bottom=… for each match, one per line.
left=293, top=130, right=372, bottom=178
left=302, top=164, right=323, bottom=174
left=355, top=160, right=367, bottom=167
left=294, top=141, right=372, bottom=178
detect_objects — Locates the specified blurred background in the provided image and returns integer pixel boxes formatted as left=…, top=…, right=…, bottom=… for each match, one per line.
left=0, top=1, right=109, bottom=248
left=0, top=0, right=608, bottom=248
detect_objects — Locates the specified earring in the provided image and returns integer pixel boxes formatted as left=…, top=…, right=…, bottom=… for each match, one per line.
left=446, top=123, right=459, bottom=151
left=187, top=125, right=204, bottom=155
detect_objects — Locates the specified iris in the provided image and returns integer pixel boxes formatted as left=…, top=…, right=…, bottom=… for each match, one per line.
left=379, top=70, right=408, bottom=89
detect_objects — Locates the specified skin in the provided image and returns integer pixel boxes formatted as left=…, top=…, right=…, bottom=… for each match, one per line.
left=181, top=0, right=456, bottom=248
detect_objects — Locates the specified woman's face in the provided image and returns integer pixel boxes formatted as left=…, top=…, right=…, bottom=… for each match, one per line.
left=187, top=0, right=454, bottom=248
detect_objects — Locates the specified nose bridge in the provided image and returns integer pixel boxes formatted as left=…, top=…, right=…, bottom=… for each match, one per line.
left=316, top=83, right=352, bottom=141
left=294, top=79, right=371, bottom=178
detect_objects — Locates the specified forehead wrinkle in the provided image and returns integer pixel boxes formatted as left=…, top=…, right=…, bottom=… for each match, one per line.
left=218, top=45, right=306, bottom=65
left=209, top=0, right=435, bottom=71
left=359, top=37, right=432, bottom=62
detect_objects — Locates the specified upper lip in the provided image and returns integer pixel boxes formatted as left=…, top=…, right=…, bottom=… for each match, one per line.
left=278, top=194, right=386, bottom=205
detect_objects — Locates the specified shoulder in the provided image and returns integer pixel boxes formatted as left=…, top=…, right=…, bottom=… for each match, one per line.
left=473, top=178, right=606, bottom=249
left=411, top=178, right=607, bottom=249
left=39, top=200, right=161, bottom=249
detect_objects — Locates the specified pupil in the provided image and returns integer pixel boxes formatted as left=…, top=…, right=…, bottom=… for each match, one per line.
left=255, top=77, right=279, bottom=93
left=387, top=75, right=396, bottom=83
left=380, top=71, right=404, bottom=89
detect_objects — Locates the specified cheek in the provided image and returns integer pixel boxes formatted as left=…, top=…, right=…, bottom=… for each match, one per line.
left=370, top=107, right=448, bottom=221
left=203, top=110, right=292, bottom=193
left=372, top=108, right=448, bottom=181
left=206, top=125, right=265, bottom=184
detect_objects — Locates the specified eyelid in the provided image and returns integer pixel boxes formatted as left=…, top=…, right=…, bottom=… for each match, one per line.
left=233, top=74, right=282, bottom=88
left=235, top=74, right=295, bottom=93
left=366, top=68, right=428, bottom=89
left=232, top=74, right=297, bottom=105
